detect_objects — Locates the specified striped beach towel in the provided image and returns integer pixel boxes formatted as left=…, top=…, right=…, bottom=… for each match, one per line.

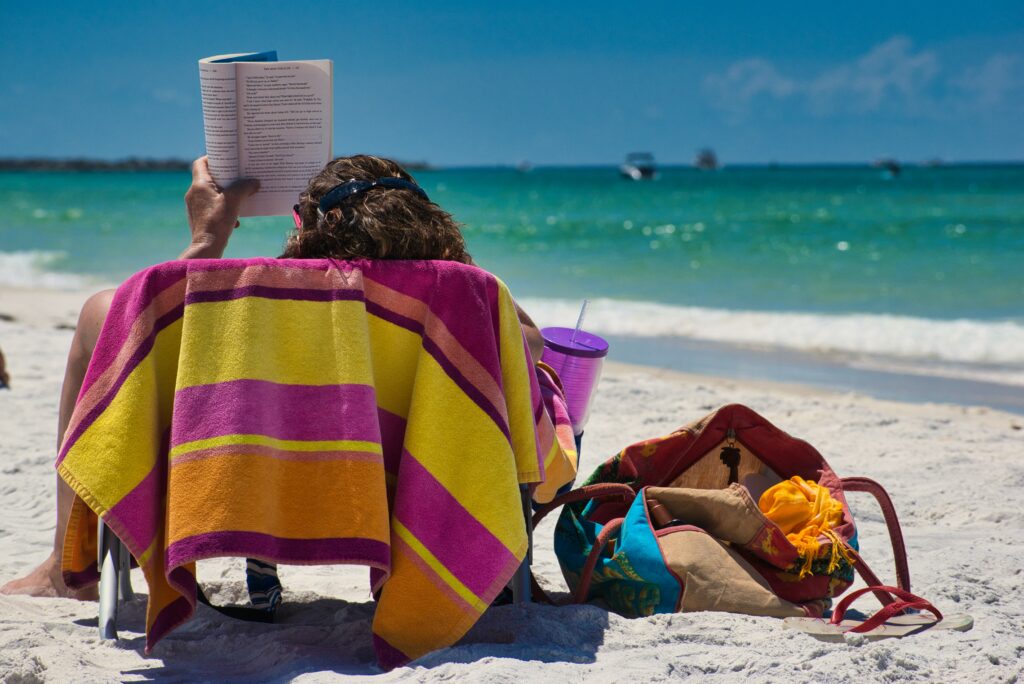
left=56, top=258, right=574, bottom=669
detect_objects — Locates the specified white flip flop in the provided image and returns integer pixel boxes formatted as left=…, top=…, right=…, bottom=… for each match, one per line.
left=784, top=611, right=974, bottom=641
left=783, top=584, right=973, bottom=641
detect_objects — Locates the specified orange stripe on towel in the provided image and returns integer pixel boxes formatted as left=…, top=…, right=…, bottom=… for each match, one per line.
left=373, top=534, right=482, bottom=663
left=185, top=262, right=365, bottom=295
left=166, top=455, right=390, bottom=545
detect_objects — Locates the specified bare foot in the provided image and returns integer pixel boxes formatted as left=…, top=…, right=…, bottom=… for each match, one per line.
left=0, top=553, right=98, bottom=600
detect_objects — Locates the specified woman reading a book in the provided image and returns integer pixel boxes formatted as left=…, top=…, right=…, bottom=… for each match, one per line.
left=2, top=154, right=552, bottom=599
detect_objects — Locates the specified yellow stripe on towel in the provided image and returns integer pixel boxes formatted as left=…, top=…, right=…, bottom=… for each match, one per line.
left=176, top=298, right=375, bottom=388
left=60, top=318, right=183, bottom=510
left=366, top=315, right=422, bottom=420
left=392, top=519, right=489, bottom=613
left=170, top=434, right=383, bottom=459
left=496, top=287, right=543, bottom=482
left=403, top=353, right=525, bottom=554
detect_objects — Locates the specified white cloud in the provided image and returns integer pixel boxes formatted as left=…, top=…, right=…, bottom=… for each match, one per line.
left=805, top=36, right=939, bottom=113
left=952, top=54, right=1024, bottom=110
left=704, top=35, right=941, bottom=117
left=703, top=58, right=796, bottom=113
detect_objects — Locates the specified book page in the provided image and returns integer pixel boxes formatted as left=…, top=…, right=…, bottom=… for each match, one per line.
left=198, top=61, right=239, bottom=183
left=236, top=60, right=333, bottom=216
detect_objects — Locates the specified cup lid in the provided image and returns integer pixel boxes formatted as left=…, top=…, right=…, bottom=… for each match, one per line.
left=541, top=326, right=609, bottom=358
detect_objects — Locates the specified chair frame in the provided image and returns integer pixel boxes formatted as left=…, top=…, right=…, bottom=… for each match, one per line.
left=97, top=485, right=535, bottom=640
left=97, top=518, right=134, bottom=639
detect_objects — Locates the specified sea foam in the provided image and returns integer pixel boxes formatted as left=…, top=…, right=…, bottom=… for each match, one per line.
left=520, top=296, right=1024, bottom=371
left=0, top=251, right=89, bottom=290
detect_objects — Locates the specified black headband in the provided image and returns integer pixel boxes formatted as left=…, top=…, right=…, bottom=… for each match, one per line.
left=318, top=177, right=429, bottom=214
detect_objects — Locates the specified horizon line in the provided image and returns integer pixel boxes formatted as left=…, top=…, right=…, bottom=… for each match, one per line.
left=3, top=156, right=1024, bottom=171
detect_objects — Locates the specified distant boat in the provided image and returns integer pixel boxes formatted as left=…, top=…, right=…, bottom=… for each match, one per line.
left=516, top=160, right=533, bottom=173
left=873, top=158, right=901, bottom=178
left=620, top=152, right=657, bottom=180
left=922, top=158, right=945, bottom=168
left=695, top=148, right=719, bottom=170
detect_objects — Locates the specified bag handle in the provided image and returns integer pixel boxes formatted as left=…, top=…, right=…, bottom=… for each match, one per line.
left=574, top=517, right=626, bottom=604
left=529, top=519, right=626, bottom=605
left=839, top=546, right=902, bottom=608
left=829, top=584, right=941, bottom=633
left=531, top=482, right=636, bottom=529
left=840, top=476, right=911, bottom=595
left=529, top=483, right=636, bottom=604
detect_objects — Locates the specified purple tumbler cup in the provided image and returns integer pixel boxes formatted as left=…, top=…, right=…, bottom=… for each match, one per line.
left=540, top=327, right=609, bottom=435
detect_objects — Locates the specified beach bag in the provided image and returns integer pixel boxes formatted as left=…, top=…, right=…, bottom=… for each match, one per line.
left=534, top=404, right=914, bottom=621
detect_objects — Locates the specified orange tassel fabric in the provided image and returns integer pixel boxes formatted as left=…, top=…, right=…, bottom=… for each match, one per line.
left=758, top=476, right=853, bottom=578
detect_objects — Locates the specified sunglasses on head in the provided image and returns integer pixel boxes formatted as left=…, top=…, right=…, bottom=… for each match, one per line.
left=292, top=177, right=430, bottom=230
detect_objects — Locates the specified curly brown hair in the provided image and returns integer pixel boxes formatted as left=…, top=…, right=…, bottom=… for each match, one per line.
left=280, top=155, right=472, bottom=264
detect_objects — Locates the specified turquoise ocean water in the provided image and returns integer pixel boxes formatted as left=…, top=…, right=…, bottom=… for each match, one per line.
left=2, top=165, right=1023, bottom=398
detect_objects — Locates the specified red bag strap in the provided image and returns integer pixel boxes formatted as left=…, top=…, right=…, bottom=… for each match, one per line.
left=842, top=546, right=903, bottom=608
left=528, top=483, right=637, bottom=604
left=829, top=584, right=942, bottom=633
left=573, top=517, right=625, bottom=604
left=531, top=482, right=636, bottom=529
left=840, top=476, right=912, bottom=594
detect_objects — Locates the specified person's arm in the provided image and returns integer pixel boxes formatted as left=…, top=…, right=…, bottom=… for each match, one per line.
left=515, top=301, right=545, bottom=365
left=179, top=156, right=260, bottom=259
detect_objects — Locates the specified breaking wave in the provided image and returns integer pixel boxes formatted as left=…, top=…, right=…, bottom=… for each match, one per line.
left=521, top=296, right=1024, bottom=373
left=0, top=251, right=91, bottom=290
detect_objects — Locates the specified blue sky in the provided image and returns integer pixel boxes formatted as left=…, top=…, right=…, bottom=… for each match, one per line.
left=2, top=1, right=1022, bottom=165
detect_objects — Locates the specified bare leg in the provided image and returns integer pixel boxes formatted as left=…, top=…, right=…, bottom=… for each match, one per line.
left=0, top=345, right=10, bottom=387
left=1, top=289, right=115, bottom=599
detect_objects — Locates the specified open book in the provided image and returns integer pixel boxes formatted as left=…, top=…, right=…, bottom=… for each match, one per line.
left=199, top=51, right=333, bottom=216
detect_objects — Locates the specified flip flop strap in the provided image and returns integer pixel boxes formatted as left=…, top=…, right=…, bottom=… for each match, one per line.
left=830, top=585, right=942, bottom=633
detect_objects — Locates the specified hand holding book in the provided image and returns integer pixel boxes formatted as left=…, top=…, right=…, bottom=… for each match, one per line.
left=180, top=157, right=260, bottom=259
left=198, top=52, right=333, bottom=216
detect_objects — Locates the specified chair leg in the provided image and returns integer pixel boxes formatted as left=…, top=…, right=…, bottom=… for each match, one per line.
left=118, top=540, right=134, bottom=602
left=512, top=484, right=532, bottom=605
left=97, top=521, right=120, bottom=640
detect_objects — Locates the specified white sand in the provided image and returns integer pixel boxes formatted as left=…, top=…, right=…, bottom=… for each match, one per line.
left=1, top=286, right=1022, bottom=683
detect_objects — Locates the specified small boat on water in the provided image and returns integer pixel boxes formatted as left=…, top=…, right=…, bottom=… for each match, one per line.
left=873, top=157, right=902, bottom=178
left=695, top=148, right=719, bottom=170
left=620, top=152, right=657, bottom=180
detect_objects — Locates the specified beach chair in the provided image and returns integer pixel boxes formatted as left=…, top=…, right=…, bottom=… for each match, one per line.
left=76, top=259, right=552, bottom=649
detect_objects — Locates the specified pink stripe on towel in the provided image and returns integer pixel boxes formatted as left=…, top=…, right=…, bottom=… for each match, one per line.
left=171, top=380, right=382, bottom=446
left=392, top=450, right=520, bottom=599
